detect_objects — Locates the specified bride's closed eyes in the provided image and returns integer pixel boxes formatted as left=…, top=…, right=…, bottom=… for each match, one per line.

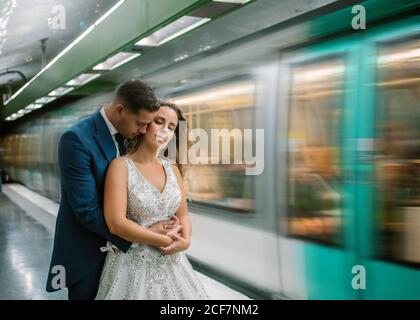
left=154, top=117, right=177, bottom=131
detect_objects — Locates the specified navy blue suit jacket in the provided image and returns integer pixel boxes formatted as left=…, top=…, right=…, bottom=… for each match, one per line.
left=46, top=111, right=131, bottom=292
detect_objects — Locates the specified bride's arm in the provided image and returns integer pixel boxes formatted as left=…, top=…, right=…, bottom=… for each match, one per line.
left=159, top=165, right=191, bottom=254
left=104, top=158, right=174, bottom=247
left=172, top=165, right=192, bottom=245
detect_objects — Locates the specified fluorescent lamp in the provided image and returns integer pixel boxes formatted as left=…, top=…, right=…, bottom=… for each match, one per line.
left=35, top=96, right=56, bottom=104
left=48, top=87, right=74, bottom=96
left=93, top=52, right=141, bottom=71
left=7, top=113, right=22, bottom=120
left=66, top=73, right=100, bottom=86
left=25, top=104, right=43, bottom=110
left=213, top=0, right=251, bottom=3
left=135, top=16, right=210, bottom=47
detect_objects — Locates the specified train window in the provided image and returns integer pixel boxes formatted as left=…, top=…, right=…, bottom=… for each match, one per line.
left=172, top=81, right=256, bottom=212
left=375, top=38, right=420, bottom=266
left=286, top=59, right=344, bottom=245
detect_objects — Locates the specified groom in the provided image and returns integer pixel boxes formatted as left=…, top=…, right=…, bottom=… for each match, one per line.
left=46, top=79, right=180, bottom=300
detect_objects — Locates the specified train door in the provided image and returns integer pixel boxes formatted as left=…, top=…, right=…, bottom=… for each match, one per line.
left=356, top=17, right=420, bottom=299
left=276, top=37, right=362, bottom=299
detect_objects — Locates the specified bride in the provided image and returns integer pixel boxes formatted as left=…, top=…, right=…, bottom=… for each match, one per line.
left=95, top=101, right=209, bottom=300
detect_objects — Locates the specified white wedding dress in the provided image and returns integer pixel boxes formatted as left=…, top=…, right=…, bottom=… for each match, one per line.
left=95, top=156, right=210, bottom=300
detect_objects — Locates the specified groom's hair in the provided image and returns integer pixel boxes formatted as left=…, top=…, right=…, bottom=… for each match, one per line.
left=114, top=79, right=159, bottom=114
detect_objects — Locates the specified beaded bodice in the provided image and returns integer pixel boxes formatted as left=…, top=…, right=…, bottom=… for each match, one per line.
left=123, top=156, right=181, bottom=228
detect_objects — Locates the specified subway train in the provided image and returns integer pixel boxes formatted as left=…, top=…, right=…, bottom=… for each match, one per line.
left=1, top=2, right=419, bottom=299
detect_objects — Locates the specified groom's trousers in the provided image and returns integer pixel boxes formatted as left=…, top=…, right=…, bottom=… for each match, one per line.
left=68, top=262, right=104, bottom=300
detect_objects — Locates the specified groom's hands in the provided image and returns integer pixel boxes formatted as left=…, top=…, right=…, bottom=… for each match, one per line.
left=147, top=215, right=181, bottom=235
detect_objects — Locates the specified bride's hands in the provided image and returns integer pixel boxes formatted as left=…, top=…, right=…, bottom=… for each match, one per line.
left=159, top=227, right=190, bottom=254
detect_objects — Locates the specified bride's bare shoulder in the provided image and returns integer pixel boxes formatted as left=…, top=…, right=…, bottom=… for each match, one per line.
left=107, top=157, right=129, bottom=175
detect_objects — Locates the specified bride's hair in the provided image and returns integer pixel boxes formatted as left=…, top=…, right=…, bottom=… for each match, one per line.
left=124, top=100, right=188, bottom=177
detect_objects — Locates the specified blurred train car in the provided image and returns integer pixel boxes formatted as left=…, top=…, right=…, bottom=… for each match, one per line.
left=1, top=1, right=419, bottom=299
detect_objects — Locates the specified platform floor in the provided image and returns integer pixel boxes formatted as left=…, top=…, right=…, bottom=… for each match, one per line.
left=0, top=186, right=249, bottom=300
left=0, top=193, right=67, bottom=299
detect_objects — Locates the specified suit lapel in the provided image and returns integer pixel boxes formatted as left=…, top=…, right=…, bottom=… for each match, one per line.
left=93, top=111, right=117, bottom=162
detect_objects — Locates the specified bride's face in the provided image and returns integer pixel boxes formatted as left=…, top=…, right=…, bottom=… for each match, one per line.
left=143, top=106, right=178, bottom=150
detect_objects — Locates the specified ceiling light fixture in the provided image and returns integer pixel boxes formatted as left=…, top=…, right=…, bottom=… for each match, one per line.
left=48, top=87, right=74, bottom=96
left=135, top=16, right=210, bottom=47
left=66, top=73, right=101, bottom=86
left=93, top=52, right=141, bottom=71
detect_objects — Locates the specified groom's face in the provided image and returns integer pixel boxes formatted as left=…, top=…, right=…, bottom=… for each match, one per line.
left=117, top=106, right=158, bottom=138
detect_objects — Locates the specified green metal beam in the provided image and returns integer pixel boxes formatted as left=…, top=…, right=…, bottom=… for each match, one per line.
left=1, top=0, right=210, bottom=121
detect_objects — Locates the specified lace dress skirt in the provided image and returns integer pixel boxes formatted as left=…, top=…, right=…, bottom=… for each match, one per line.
left=95, top=243, right=209, bottom=300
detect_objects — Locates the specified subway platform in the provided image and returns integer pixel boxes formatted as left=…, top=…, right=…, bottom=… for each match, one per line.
left=0, top=192, right=67, bottom=299
left=0, top=183, right=250, bottom=300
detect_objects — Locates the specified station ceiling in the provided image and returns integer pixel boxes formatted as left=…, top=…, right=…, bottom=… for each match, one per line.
left=2, top=0, right=414, bottom=124
left=0, top=0, right=118, bottom=86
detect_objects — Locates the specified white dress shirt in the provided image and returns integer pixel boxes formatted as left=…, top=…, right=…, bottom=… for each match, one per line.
left=100, top=106, right=120, bottom=156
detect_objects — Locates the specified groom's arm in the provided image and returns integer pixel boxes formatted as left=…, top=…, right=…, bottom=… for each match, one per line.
left=58, top=130, right=131, bottom=252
